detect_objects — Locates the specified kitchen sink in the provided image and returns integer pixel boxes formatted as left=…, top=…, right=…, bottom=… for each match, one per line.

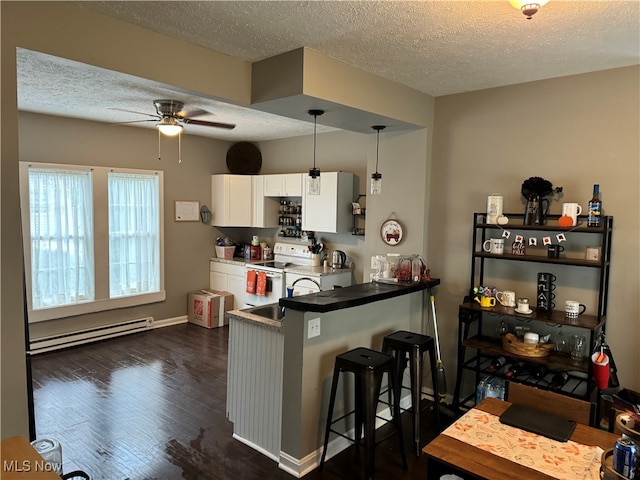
left=243, top=303, right=284, bottom=321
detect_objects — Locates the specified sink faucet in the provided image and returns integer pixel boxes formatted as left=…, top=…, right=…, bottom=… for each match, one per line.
left=291, top=277, right=322, bottom=291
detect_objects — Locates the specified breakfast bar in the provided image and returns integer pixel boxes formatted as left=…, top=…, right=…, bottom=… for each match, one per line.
left=226, top=279, right=439, bottom=477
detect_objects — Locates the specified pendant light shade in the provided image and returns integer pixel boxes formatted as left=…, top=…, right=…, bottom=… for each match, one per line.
left=307, top=109, right=324, bottom=195
left=371, top=125, right=385, bottom=195
left=509, top=0, right=549, bottom=19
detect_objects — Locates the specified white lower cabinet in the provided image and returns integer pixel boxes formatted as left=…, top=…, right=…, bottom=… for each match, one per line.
left=209, top=261, right=245, bottom=309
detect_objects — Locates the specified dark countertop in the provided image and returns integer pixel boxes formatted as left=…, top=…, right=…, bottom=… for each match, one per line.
left=279, top=278, right=440, bottom=313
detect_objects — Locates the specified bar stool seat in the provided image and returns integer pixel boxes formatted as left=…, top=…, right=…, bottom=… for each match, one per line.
left=319, top=347, right=407, bottom=480
left=382, top=330, right=442, bottom=456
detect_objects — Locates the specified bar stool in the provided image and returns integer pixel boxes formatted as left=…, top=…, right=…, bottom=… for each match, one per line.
left=319, top=347, right=408, bottom=480
left=382, top=330, right=441, bottom=456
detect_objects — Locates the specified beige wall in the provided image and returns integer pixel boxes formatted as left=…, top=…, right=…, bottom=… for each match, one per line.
left=429, top=66, right=640, bottom=392
left=18, top=113, right=233, bottom=339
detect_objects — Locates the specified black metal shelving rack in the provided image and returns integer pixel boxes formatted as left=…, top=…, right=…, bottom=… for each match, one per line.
left=452, top=212, right=613, bottom=421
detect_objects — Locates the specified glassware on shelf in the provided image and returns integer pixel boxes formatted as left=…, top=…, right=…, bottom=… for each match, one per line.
left=570, top=334, right=586, bottom=365
left=554, top=328, right=568, bottom=354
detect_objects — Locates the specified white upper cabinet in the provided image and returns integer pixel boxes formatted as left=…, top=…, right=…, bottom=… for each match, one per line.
left=252, top=176, right=279, bottom=228
left=302, top=172, right=354, bottom=233
left=211, top=174, right=253, bottom=227
left=263, top=174, right=303, bottom=197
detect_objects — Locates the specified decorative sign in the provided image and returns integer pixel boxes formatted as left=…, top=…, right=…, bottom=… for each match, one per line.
left=381, top=219, right=403, bottom=246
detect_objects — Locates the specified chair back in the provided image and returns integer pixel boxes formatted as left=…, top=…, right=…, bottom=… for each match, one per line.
left=506, top=381, right=593, bottom=426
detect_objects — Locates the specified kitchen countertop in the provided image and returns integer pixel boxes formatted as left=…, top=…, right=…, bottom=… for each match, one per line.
left=279, top=278, right=440, bottom=313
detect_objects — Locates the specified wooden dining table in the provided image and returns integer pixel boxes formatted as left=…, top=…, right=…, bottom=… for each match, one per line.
left=1, top=435, right=61, bottom=479
left=423, top=397, right=620, bottom=480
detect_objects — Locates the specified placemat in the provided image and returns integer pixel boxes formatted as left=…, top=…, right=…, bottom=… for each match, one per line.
left=443, top=408, right=601, bottom=480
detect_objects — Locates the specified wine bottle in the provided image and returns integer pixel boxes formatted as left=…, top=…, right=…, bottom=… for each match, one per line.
left=549, top=371, right=569, bottom=389
left=531, top=364, right=548, bottom=379
left=505, top=362, right=524, bottom=378
left=587, top=184, right=602, bottom=227
left=487, top=356, right=507, bottom=372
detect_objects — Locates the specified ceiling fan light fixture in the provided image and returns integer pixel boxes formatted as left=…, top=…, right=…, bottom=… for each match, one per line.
left=157, top=117, right=183, bottom=136
left=509, top=0, right=549, bottom=19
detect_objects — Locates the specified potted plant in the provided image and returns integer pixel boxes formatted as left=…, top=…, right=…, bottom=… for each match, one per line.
left=521, top=176, right=563, bottom=225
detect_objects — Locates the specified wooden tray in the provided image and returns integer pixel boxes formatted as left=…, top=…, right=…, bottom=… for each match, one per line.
left=502, top=333, right=553, bottom=358
left=616, top=413, right=640, bottom=443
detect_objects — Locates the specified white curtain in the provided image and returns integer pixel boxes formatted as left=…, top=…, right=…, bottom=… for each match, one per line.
left=108, top=172, right=160, bottom=297
left=29, top=168, right=94, bottom=309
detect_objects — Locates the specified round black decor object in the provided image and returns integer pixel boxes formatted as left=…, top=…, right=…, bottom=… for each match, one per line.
left=226, top=142, right=262, bottom=174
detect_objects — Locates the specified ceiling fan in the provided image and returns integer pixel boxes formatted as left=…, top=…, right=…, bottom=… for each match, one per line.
left=113, top=99, right=235, bottom=136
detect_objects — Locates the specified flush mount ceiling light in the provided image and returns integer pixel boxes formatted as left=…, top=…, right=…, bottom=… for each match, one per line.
left=509, top=0, right=549, bottom=19
left=307, top=109, right=324, bottom=196
left=371, top=125, right=385, bottom=195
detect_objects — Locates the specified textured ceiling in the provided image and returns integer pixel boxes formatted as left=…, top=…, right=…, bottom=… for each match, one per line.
left=17, top=1, right=640, bottom=140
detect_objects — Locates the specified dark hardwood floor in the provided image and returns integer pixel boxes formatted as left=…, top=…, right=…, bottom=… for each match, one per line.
left=31, top=323, right=448, bottom=480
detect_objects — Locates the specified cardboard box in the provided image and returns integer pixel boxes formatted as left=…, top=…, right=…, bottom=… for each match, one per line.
left=188, top=289, right=234, bottom=329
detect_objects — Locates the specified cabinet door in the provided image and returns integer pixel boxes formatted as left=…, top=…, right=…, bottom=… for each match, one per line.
left=253, top=176, right=279, bottom=228
left=302, top=172, right=353, bottom=233
left=209, top=271, right=228, bottom=292
left=282, top=174, right=302, bottom=196
left=227, top=274, right=246, bottom=310
left=211, top=175, right=252, bottom=227
left=263, top=175, right=284, bottom=197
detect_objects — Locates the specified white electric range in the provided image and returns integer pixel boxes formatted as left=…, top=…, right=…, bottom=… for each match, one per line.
left=243, top=242, right=353, bottom=307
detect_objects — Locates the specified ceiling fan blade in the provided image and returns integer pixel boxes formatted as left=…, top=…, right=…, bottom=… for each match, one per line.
left=177, top=109, right=209, bottom=119
left=182, top=118, right=236, bottom=130
left=110, top=119, right=159, bottom=125
left=109, top=107, right=160, bottom=119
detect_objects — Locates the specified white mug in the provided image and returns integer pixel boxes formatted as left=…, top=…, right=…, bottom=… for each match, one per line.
left=565, top=300, right=586, bottom=318
left=496, top=290, right=516, bottom=307
left=562, top=203, right=583, bottom=226
left=483, top=238, right=504, bottom=255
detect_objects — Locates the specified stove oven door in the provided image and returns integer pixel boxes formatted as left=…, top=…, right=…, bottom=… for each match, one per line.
left=244, top=269, right=284, bottom=308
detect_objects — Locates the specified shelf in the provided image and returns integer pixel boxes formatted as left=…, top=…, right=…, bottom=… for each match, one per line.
left=473, top=251, right=605, bottom=268
left=460, top=302, right=605, bottom=330
left=462, top=335, right=590, bottom=373
left=475, top=214, right=611, bottom=233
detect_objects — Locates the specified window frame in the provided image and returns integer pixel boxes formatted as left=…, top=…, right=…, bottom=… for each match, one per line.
left=20, top=162, right=165, bottom=323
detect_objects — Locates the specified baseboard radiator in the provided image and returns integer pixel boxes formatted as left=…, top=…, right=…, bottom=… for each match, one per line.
left=30, top=317, right=153, bottom=354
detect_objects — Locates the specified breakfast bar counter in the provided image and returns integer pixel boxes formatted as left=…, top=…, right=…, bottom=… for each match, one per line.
left=226, top=278, right=440, bottom=477
left=279, top=278, right=440, bottom=313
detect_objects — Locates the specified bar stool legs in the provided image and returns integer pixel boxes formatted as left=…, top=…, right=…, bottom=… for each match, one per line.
left=383, top=330, right=442, bottom=457
left=319, top=347, right=407, bottom=480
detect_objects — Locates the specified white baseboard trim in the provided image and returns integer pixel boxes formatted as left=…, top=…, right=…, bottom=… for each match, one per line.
left=152, top=315, right=188, bottom=329
left=232, top=433, right=279, bottom=463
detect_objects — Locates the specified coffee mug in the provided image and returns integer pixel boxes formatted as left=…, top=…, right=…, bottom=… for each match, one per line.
left=482, top=238, right=504, bottom=255
left=565, top=300, right=586, bottom=318
left=562, top=202, right=583, bottom=226
left=474, top=296, right=496, bottom=308
left=547, top=245, right=565, bottom=258
left=496, top=290, right=516, bottom=307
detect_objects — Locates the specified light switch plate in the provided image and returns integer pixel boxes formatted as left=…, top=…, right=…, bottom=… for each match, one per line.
left=308, top=318, right=321, bottom=339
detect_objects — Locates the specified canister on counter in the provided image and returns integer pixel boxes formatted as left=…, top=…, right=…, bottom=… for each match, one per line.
left=486, top=194, right=503, bottom=224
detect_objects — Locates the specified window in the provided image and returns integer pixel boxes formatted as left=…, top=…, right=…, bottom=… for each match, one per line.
left=20, top=163, right=165, bottom=322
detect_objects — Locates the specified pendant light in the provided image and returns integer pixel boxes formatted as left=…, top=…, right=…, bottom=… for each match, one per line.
left=307, top=109, right=324, bottom=195
left=371, top=125, right=385, bottom=195
left=509, top=0, right=549, bottom=19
